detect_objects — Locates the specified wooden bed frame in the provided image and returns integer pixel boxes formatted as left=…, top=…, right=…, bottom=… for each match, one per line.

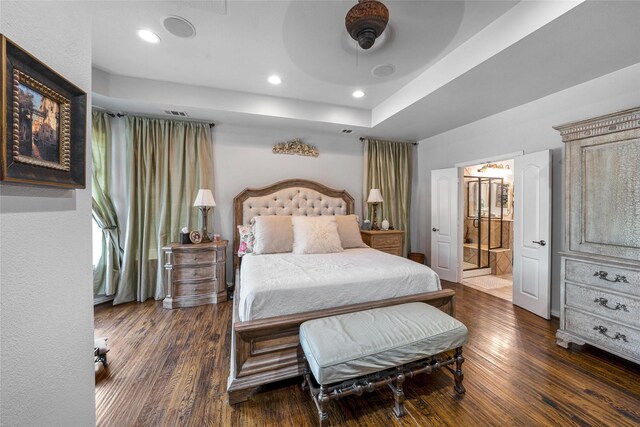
left=227, top=179, right=456, bottom=404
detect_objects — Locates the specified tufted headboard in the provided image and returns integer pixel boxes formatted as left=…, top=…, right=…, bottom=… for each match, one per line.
left=232, top=179, right=355, bottom=271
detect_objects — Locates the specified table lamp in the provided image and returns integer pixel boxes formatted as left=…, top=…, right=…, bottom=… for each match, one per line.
left=367, top=188, right=383, bottom=230
left=193, top=189, right=216, bottom=243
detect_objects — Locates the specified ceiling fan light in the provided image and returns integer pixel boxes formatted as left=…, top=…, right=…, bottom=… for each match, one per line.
left=345, top=0, right=389, bottom=50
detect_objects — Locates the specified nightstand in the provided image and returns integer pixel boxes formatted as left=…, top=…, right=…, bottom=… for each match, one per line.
left=360, top=230, right=404, bottom=256
left=162, top=240, right=227, bottom=309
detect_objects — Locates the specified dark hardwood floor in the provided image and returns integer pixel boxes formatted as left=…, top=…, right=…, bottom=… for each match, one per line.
left=95, top=282, right=640, bottom=426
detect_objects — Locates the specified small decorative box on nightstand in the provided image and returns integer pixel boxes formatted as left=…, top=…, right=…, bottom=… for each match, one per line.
left=360, top=230, right=404, bottom=256
left=162, top=240, right=227, bottom=309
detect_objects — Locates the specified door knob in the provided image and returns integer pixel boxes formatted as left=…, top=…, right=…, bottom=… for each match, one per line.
left=532, top=240, right=546, bottom=246
left=432, top=227, right=439, bottom=232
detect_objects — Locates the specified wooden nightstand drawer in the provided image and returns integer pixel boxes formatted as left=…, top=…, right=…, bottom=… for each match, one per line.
left=174, top=250, right=219, bottom=265
left=371, top=234, right=402, bottom=248
left=378, top=247, right=403, bottom=257
left=173, top=265, right=217, bottom=282
left=173, top=280, right=216, bottom=297
left=360, top=230, right=404, bottom=257
left=162, top=240, right=228, bottom=308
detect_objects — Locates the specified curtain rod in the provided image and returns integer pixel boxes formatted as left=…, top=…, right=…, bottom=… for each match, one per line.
left=97, top=109, right=215, bottom=127
left=359, top=137, right=418, bottom=146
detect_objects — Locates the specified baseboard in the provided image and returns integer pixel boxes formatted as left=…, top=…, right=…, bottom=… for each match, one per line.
left=94, top=295, right=114, bottom=306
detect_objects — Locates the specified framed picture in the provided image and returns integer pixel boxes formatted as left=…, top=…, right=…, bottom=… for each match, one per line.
left=1, top=35, right=86, bottom=188
left=495, top=183, right=510, bottom=208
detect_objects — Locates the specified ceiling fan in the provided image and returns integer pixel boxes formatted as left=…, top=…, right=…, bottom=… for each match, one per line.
left=345, top=0, right=389, bottom=50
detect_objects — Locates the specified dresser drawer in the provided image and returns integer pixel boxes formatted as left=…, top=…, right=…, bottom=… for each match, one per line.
left=173, top=250, right=217, bottom=265
left=565, top=259, right=640, bottom=297
left=371, top=234, right=402, bottom=248
left=174, top=280, right=216, bottom=297
left=565, top=309, right=639, bottom=359
left=173, top=265, right=217, bottom=282
left=565, top=283, right=640, bottom=328
left=378, top=247, right=403, bottom=256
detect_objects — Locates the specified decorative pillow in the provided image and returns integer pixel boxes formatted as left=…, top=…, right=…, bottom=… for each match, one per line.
left=335, top=215, right=368, bottom=249
left=252, top=216, right=294, bottom=254
left=292, top=216, right=344, bottom=254
left=237, top=224, right=254, bottom=257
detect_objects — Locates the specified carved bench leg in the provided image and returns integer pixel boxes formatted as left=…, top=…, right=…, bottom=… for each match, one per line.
left=302, top=362, right=310, bottom=392
left=318, top=385, right=329, bottom=427
left=453, top=347, right=465, bottom=395
left=389, top=372, right=407, bottom=418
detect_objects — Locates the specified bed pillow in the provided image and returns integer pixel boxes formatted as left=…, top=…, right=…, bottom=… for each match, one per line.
left=335, top=215, right=368, bottom=249
left=292, top=216, right=344, bottom=254
left=252, top=216, right=294, bottom=254
left=237, top=224, right=255, bottom=257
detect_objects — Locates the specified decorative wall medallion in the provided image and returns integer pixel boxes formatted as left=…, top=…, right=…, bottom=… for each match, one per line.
left=272, top=138, right=319, bottom=157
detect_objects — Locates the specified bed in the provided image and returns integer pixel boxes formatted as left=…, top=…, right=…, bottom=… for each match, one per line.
left=227, top=179, right=456, bottom=404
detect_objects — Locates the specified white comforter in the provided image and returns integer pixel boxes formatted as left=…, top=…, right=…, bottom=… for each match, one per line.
left=238, top=248, right=441, bottom=321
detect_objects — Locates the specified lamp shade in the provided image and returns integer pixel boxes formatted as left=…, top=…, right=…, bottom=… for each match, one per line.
left=367, top=188, right=383, bottom=203
left=193, top=189, right=216, bottom=207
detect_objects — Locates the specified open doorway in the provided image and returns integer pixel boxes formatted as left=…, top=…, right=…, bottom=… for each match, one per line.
left=461, top=160, right=514, bottom=302
left=431, top=150, right=551, bottom=318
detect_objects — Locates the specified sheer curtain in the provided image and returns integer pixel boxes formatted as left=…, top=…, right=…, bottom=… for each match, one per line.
left=114, top=116, right=214, bottom=304
left=363, top=138, right=414, bottom=256
left=92, top=111, right=122, bottom=298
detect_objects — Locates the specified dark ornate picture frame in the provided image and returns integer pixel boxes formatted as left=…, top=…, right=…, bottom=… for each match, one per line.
left=1, top=34, right=86, bottom=188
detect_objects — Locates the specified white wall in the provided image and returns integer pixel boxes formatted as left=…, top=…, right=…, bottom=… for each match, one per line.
left=413, top=62, right=640, bottom=315
left=212, top=125, right=363, bottom=283
left=0, top=2, right=95, bottom=425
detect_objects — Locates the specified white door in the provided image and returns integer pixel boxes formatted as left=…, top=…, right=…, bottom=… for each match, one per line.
left=431, top=168, right=459, bottom=282
left=513, top=150, right=551, bottom=319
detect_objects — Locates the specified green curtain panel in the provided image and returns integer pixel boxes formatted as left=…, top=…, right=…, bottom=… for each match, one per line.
left=115, top=116, right=214, bottom=304
left=92, top=110, right=122, bottom=298
left=363, top=138, right=414, bottom=256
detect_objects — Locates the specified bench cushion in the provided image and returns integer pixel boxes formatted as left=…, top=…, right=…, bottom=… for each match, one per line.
left=300, top=302, right=468, bottom=385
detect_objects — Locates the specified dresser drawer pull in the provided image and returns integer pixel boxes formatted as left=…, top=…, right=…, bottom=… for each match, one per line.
left=593, top=325, right=628, bottom=342
left=593, top=271, right=629, bottom=283
left=593, top=297, right=629, bottom=312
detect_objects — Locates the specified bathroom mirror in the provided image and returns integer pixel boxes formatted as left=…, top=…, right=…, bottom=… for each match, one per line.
left=467, top=178, right=510, bottom=217
left=466, top=179, right=490, bottom=217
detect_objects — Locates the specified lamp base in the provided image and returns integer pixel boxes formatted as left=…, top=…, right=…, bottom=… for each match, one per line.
left=199, top=206, right=212, bottom=243
left=371, top=216, right=380, bottom=230
left=371, top=202, right=380, bottom=230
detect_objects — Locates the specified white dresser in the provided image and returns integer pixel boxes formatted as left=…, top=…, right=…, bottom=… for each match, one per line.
left=554, top=107, right=640, bottom=364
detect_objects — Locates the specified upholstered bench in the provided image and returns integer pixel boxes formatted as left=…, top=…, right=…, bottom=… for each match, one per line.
left=300, top=302, right=468, bottom=426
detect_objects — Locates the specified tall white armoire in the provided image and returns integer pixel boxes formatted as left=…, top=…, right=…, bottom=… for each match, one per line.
left=554, top=107, right=640, bottom=364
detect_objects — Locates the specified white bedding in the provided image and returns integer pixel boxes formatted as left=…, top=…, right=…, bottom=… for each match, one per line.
left=238, top=248, right=441, bottom=321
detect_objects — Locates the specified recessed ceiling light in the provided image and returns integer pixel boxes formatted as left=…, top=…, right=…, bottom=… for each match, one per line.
left=137, top=29, right=160, bottom=44
left=268, top=75, right=282, bottom=85
left=352, top=90, right=365, bottom=98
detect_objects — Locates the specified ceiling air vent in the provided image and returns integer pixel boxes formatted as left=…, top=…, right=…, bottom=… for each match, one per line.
left=164, top=110, right=189, bottom=117
left=341, top=129, right=353, bottom=134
